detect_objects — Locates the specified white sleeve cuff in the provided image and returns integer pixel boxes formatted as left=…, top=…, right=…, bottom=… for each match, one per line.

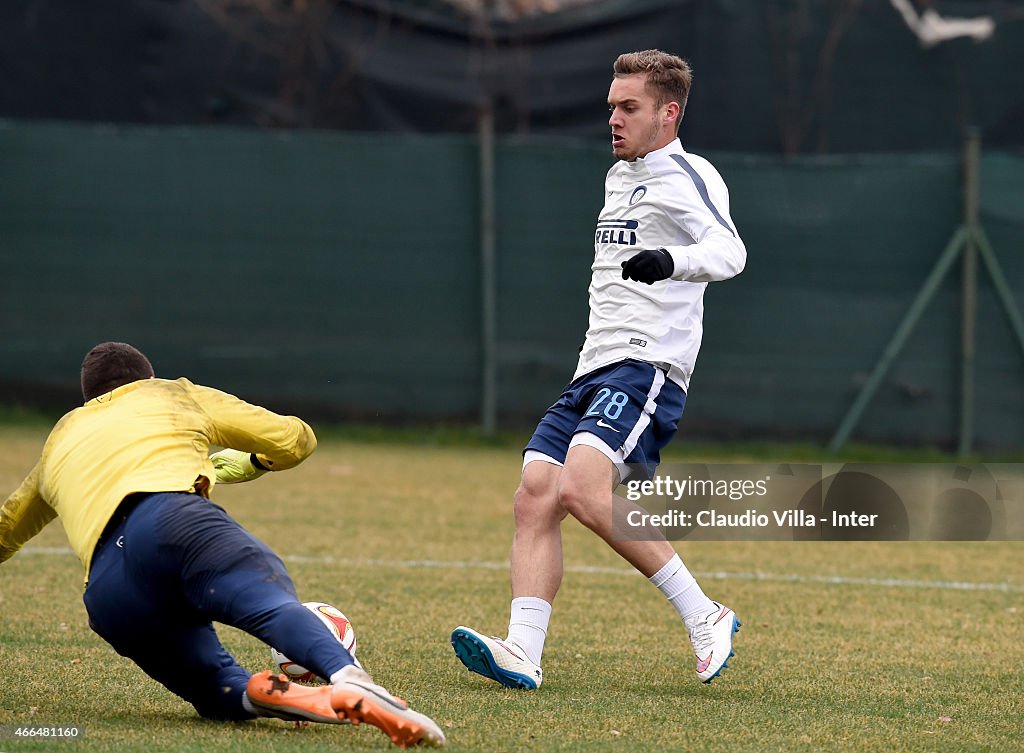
left=663, top=247, right=690, bottom=280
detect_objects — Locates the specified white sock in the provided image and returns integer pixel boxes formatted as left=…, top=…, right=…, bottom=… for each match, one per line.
left=329, top=664, right=362, bottom=685
left=506, top=596, right=551, bottom=666
left=649, top=554, right=715, bottom=627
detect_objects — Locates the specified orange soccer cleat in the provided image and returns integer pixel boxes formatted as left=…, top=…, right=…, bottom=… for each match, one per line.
left=246, top=668, right=445, bottom=747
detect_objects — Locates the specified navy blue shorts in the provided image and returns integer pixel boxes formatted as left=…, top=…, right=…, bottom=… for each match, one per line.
left=525, top=359, right=686, bottom=480
left=83, top=492, right=353, bottom=720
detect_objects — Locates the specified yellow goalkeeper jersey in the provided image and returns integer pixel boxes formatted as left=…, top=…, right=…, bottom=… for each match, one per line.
left=0, top=377, right=316, bottom=578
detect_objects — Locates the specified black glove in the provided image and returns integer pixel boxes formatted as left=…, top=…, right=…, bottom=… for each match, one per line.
left=620, top=248, right=674, bottom=284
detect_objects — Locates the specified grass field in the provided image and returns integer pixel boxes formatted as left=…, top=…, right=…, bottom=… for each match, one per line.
left=1, top=422, right=1021, bottom=753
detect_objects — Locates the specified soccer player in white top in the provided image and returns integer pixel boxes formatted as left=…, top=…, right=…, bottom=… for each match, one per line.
left=451, top=49, right=745, bottom=688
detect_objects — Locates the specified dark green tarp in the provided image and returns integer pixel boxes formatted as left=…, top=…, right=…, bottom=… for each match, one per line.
left=2, top=121, right=1022, bottom=447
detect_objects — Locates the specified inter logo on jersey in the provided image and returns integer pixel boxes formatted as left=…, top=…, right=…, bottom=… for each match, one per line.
left=629, top=185, right=647, bottom=205
left=595, top=219, right=638, bottom=245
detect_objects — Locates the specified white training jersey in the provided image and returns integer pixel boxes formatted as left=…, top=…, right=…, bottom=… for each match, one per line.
left=573, top=138, right=746, bottom=391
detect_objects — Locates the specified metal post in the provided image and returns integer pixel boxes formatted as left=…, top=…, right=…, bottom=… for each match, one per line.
left=974, top=225, right=1024, bottom=358
left=958, top=128, right=980, bottom=456
left=829, top=128, right=1023, bottom=455
left=478, top=101, right=498, bottom=436
left=827, top=226, right=968, bottom=454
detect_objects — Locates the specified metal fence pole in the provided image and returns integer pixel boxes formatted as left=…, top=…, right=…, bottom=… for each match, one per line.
left=958, top=128, right=980, bottom=456
left=974, top=225, right=1024, bottom=358
left=827, top=226, right=968, bottom=454
left=828, top=127, right=1024, bottom=454
left=478, top=101, right=498, bottom=436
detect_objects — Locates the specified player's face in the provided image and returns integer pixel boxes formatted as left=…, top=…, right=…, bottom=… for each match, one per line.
left=608, top=74, right=674, bottom=161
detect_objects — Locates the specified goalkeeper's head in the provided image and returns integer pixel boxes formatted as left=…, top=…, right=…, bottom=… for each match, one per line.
left=80, top=342, right=155, bottom=401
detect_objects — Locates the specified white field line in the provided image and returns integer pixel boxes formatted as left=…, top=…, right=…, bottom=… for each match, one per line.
left=20, top=547, right=1023, bottom=593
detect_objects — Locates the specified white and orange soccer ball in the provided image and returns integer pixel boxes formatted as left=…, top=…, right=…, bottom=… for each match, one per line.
left=270, top=601, right=358, bottom=683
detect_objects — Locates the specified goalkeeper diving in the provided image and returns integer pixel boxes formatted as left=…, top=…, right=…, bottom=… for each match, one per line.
left=0, top=341, right=444, bottom=748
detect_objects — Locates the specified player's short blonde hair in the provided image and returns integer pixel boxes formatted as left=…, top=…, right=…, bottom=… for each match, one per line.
left=613, top=50, right=692, bottom=130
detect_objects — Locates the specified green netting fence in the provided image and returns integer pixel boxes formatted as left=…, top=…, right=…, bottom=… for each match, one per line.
left=2, top=120, right=1022, bottom=448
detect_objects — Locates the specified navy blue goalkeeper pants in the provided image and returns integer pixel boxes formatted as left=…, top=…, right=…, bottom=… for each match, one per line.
left=83, top=492, right=354, bottom=721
